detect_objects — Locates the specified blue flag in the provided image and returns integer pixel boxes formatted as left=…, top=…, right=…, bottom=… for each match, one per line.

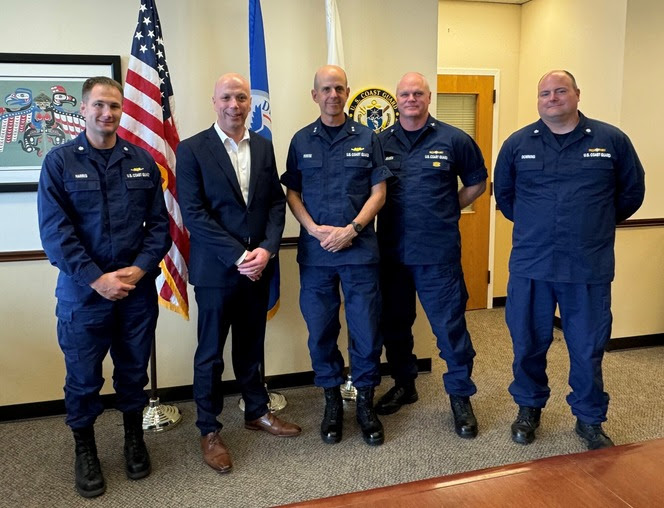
left=248, top=0, right=279, bottom=319
left=248, top=0, right=272, bottom=139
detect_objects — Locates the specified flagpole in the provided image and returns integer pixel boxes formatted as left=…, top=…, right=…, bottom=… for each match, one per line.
left=325, top=0, right=355, bottom=402
left=340, top=332, right=358, bottom=401
left=238, top=0, right=287, bottom=414
left=119, top=0, right=189, bottom=432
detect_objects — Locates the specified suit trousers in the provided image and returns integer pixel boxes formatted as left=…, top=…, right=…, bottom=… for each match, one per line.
left=506, top=275, right=612, bottom=424
left=193, top=266, right=272, bottom=435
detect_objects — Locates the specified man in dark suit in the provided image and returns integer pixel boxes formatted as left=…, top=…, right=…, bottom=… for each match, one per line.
left=177, top=73, right=301, bottom=474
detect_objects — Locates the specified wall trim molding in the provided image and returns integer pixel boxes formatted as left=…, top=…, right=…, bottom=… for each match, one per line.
left=605, top=334, right=664, bottom=351
left=554, top=316, right=662, bottom=351
left=1, top=358, right=432, bottom=422
left=492, top=296, right=506, bottom=307
left=0, top=237, right=302, bottom=263
left=617, top=218, right=664, bottom=228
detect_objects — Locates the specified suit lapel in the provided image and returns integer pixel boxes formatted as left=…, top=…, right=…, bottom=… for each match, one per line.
left=247, top=131, right=260, bottom=208
left=205, top=126, right=244, bottom=204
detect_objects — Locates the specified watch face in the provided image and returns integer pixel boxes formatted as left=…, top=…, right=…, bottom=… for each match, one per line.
left=353, top=222, right=362, bottom=232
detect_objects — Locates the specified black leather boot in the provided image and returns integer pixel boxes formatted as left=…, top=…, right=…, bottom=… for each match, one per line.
left=356, top=386, right=384, bottom=446
left=123, top=411, right=151, bottom=480
left=321, top=387, right=343, bottom=444
left=374, top=381, right=418, bottom=415
left=511, top=406, right=541, bottom=445
left=449, top=395, right=478, bottom=439
left=575, top=420, right=614, bottom=450
left=72, top=426, right=106, bottom=498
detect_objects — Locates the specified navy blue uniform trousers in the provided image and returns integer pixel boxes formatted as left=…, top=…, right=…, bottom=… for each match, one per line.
left=299, top=264, right=382, bottom=389
left=506, top=275, right=612, bottom=424
left=380, top=262, right=476, bottom=396
left=193, top=264, right=273, bottom=435
left=56, top=281, right=158, bottom=429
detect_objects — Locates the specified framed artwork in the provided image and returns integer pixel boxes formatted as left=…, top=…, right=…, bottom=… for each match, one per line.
left=0, top=53, right=121, bottom=192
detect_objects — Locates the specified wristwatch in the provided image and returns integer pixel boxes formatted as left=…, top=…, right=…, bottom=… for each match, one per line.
left=351, top=221, right=363, bottom=233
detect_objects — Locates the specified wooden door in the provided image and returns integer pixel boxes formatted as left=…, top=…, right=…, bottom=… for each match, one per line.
left=436, top=74, right=494, bottom=309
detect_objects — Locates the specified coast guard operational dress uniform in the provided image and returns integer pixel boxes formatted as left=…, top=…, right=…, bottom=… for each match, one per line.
left=494, top=112, right=645, bottom=425
left=38, top=131, right=171, bottom=430
left=377, top=115, right=487, bottom=399
left=281, top=117, right=391, bottom=390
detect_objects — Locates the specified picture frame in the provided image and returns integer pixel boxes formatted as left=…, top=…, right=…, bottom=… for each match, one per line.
left=0, top=53, right=121, bottom=192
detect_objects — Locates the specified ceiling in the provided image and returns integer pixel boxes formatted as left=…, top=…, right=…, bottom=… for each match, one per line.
left=456, top=0, right=530, bottom=4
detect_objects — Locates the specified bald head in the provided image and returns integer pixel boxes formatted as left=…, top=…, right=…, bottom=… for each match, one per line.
left=396, top=72, right=430, bottom=96
left=313, top=65, right=348, bottom=90
left=538, top=70, right=578, bottom=92
left=214, top=73, right=250, bottom=97
left=396, top=72, right=431, bottom=129
left=311, top=65, right=349, bottom=126
left=537, top=69, right=580, bottom=131
left=212, top=73, right=251, bottom=141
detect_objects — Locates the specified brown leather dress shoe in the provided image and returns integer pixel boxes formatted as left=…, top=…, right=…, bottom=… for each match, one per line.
left=200, top=430, right=232, bottom=473
left=245, top=412, right=302, bottom=437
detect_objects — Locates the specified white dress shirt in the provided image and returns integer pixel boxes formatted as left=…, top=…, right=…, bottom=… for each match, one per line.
left=214, top=122, right=251, bottom=265
left=214, top=122, right=251, bottom=204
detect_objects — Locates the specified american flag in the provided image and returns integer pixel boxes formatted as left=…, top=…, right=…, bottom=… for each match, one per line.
left=118, top=0, right=190, bottom=319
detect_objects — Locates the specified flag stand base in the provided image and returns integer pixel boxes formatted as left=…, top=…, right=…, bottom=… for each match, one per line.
left=340, top=374, right=357, bottom=401
left=238, top=385, right=287, bottom=413
left=142, top=397, right=182, bottom=432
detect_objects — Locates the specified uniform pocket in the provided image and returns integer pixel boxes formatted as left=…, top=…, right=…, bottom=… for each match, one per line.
left=422, top=160, right=451, bottom=171
left=125, top=178, right=155, bottom=189
left=515, top=161, right=544, bottom=171
left=64, top=179, right=101, bottom=208
left=581, top=159, right=613, bottom=170
left=384, top=155, right=401, bottom=171
left=64, top=180, right=101, bottom=191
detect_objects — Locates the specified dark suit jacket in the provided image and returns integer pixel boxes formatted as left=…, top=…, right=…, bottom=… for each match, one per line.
left=176, top=125, right=285, bottom=287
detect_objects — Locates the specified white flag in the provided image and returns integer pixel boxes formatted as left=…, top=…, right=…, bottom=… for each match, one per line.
left=325, top=0, right=345, bottom=67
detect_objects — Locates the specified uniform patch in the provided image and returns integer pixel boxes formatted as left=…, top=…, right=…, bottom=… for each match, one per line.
left=583, top=148, right=612, bottom=158
left=424, top=150, right=448, bottom=160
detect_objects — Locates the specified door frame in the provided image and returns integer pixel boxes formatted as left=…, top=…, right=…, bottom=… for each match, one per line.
left=436, top=67, right=501, bottom=308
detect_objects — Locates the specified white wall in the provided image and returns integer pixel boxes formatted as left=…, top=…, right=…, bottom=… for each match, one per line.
left=437, top=0, right=663, bottom=340
left=438, top=0, right=522, bottom=296
left=515, top=0, right=663, bottom=338
left=518, top=0, right=627, bottom=126
left=0, top=0, right=438, bottom=406
left=620, top=0, right=663, bottom=220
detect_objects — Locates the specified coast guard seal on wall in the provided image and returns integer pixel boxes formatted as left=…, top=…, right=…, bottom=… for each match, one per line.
left=348, top=88, right=399, bottom=134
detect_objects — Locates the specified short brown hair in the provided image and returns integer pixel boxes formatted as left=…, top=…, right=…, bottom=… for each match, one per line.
left=81, top=76, right=123, bottom=102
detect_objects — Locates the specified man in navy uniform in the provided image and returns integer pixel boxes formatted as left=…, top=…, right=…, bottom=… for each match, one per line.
left=375, top=72, right=487, bottom=439
left=177, top=73, right=300, bottom=475
left=281, top=65, right=391, bottom=446
left=38, top=76, right=171, bottom=498
left=494, top=70, right=645, bottom=449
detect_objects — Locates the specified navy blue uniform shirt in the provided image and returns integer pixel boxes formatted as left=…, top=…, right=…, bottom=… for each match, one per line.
left=494, top=113, right=645, bottom=283
left=377, top=116, right=487, bottom=265
left=281, top=117, right=391, bottom=266
left=38, top=132, right=171, bottom=302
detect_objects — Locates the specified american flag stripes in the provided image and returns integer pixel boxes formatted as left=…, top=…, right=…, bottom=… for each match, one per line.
left=118, top=0, right=190, bottom=319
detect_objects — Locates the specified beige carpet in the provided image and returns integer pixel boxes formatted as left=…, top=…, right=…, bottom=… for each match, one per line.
left=1, top=308, right=662, bottom=508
